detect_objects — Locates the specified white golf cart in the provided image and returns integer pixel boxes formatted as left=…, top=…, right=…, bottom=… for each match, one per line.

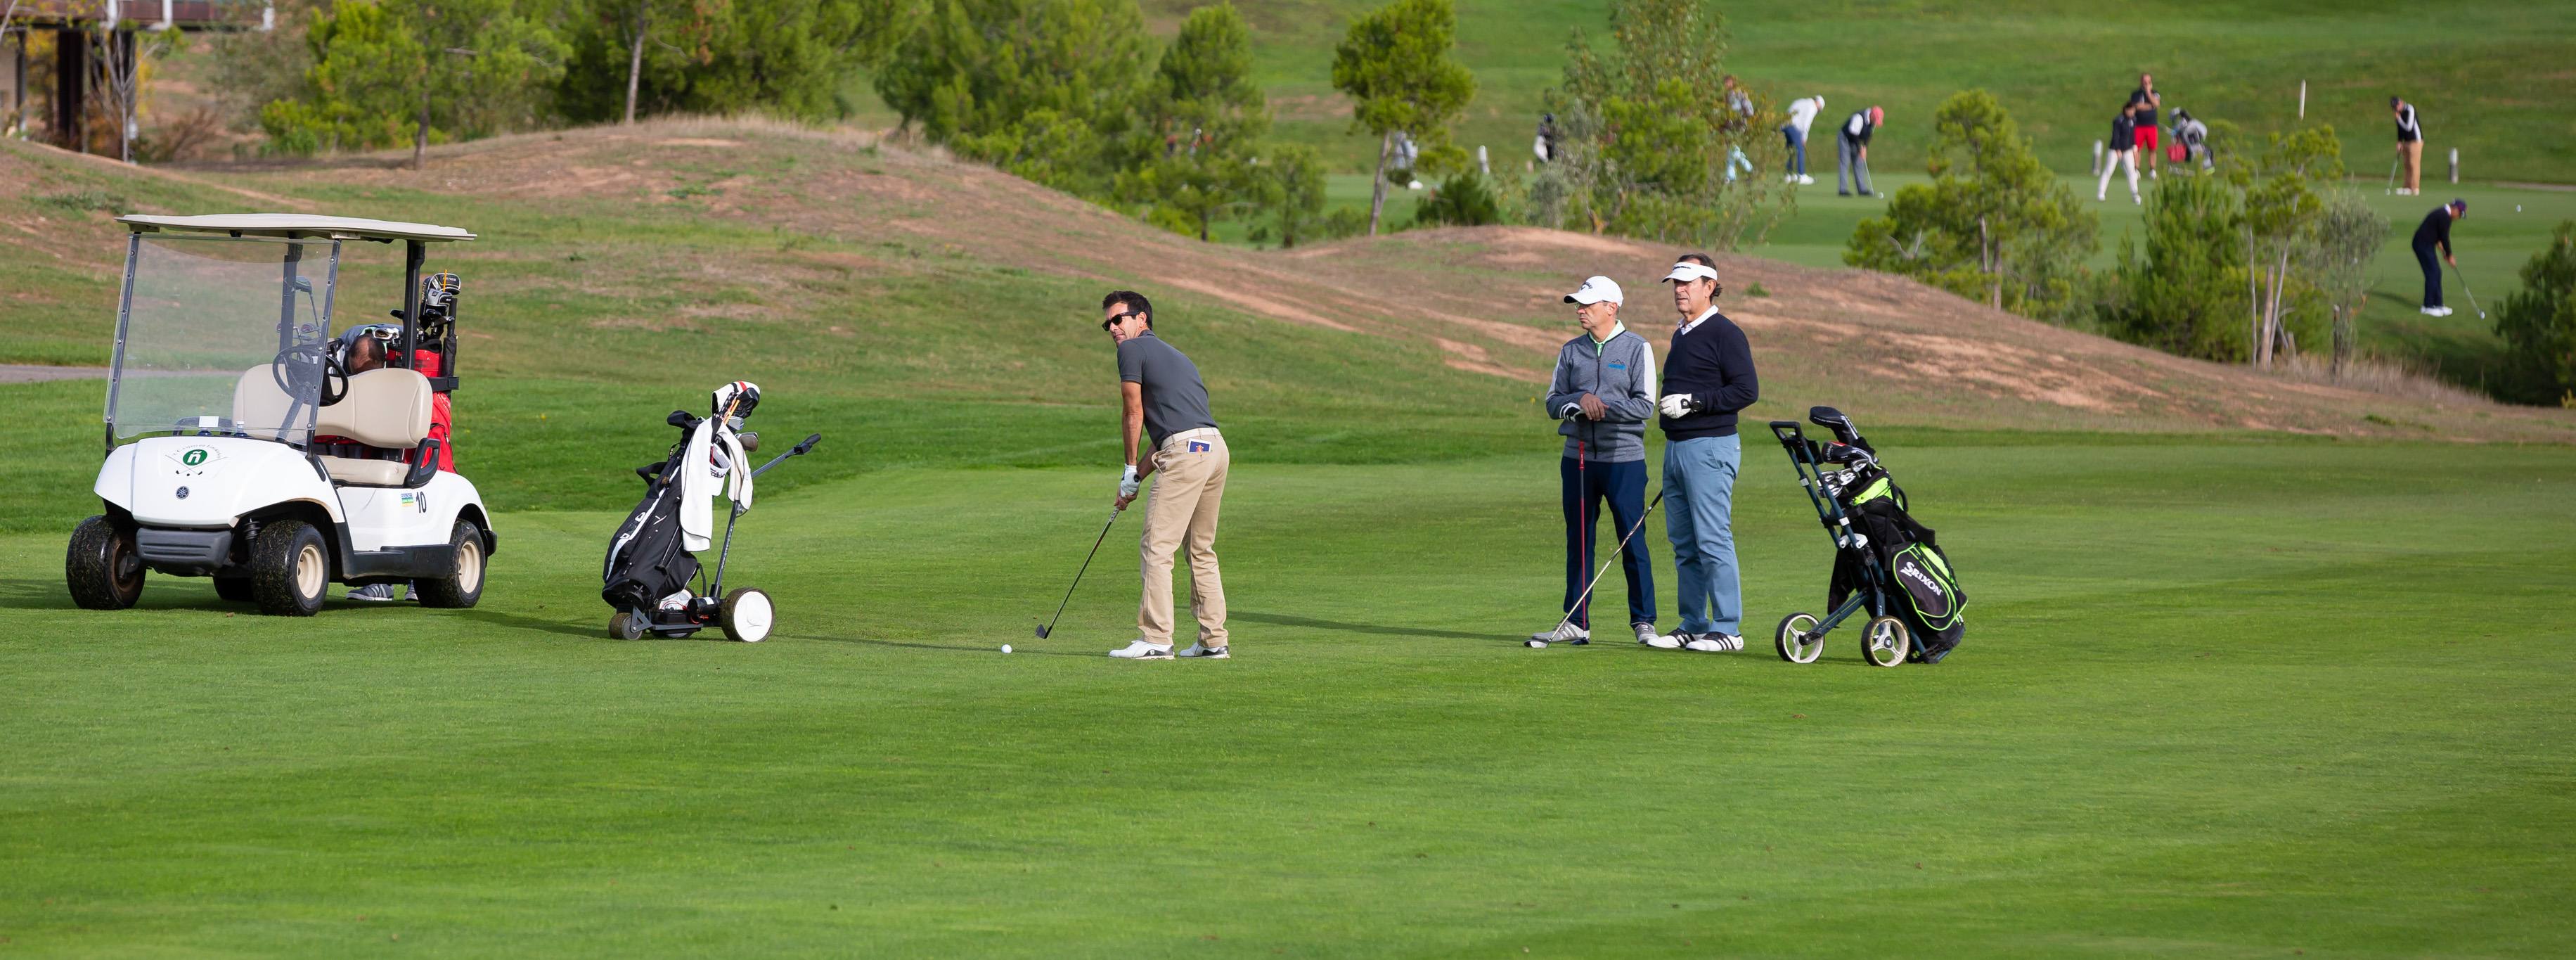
left=65, top=214, right=494, bottom=616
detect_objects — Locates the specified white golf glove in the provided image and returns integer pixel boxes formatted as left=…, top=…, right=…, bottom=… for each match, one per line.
left=1559, top=402, right=1583, bottom=419
left=1118, top=464, right=1141, bottom=499
left=1659, top=393, right=1701, bottom=418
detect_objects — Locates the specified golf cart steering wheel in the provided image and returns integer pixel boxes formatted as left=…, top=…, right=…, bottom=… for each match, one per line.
left=271, top=343, right=350, bottom=407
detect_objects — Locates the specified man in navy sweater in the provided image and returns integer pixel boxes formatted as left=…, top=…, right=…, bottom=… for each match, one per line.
left=1651, top=255, right=1760, bottom=653
left=2412, top=199, right=2467, bottom=316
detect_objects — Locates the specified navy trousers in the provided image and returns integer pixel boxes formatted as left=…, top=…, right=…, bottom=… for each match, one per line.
left=2415, top=239, right=2444, bottom=309
left=1561, top=456, right=1654, bottom=630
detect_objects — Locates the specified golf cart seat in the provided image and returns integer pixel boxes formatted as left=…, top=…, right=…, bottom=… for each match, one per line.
left=232, top=364, right=314, bottom=441
left=312, top=369, right=433, bottom=487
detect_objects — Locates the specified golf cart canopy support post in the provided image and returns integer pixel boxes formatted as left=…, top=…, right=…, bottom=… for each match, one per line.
left=401, top=240, right=423, bottom=372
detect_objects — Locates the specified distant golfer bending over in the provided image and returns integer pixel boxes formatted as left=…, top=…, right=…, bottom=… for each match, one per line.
left=1530, top=276, right=1659, bottom=646
left=2411, top=200, right=2467, bottom=317
left=1654, top=255, right=1759, bottom=653
left=1102, top=290, right=1232, bottom=660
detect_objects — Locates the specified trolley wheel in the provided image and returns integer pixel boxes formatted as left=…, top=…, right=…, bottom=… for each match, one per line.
left=1861, top=615, right=1910, bottom=668
left=610, top=610, right=646, bottom=640
left=1775, top=611, right=1824, bottom=663
left=719, top=588, right=773, bottom=643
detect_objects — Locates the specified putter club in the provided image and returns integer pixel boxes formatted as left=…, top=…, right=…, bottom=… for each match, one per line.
left=1529, top=490, right=1665, bottom=648
left=1035, top=506, right=1123, bottom=639
left=2452, top=263, right=2487, bottom=319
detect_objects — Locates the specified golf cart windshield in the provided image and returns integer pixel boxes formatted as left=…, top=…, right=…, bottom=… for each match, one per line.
left=108, top=234, right=339, bottom=444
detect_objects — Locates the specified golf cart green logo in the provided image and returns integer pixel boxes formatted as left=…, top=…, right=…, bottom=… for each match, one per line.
left=167, top=446, right=224, bottom=477
left=183, top=449, right=209, bottom=467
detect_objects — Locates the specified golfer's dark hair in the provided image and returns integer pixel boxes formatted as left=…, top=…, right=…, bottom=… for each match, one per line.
left=1102, top=290, right=1153, bottom=327
left=1676, top=252, right=1724, bottom=298
left=2390, top=96, right=2403, bottom=109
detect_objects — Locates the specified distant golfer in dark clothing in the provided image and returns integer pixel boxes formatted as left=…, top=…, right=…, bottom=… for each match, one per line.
left=1836, top=106, right=1881, bottom=196
left=2098, top=102, right=2142, bottom=204
left=1653, top=255, right=1759, bottom=653
left=2129, top=75, right=2163, bottom=179
left=1531, top=275, right=1659, bottom=647
left=2412, top=200, right=2467, bottom=316
left=1101, top=290, right=1231, bottom=661
left=2393, top=97, right=2425, bottom=196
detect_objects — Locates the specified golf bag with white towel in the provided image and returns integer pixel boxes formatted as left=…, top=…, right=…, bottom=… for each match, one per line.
left=1769, top=407, right=1964, bottom=667
left=601, top=381, right=822, bottom=641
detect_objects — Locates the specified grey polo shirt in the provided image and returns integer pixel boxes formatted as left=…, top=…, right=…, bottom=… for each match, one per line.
left=1116, top=330, right=1218, bottom=449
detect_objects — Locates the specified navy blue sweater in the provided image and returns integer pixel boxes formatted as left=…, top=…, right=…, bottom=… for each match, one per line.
left=1660, top=310, right=1760, bottom=440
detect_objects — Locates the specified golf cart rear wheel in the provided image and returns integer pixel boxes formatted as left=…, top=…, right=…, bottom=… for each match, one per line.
left=249, top=519, right=330, bottom=617
left=609, top=611, right=646, bottom=640
left=719, top=588, right=773, bottom=643
left=413, top=520, right=486, bottom=609
left=1861, top=615, right=1910, bottom=668
left=1775, top=611, right=1825, bottom=664
left=66, top=515, right=145, bottom=610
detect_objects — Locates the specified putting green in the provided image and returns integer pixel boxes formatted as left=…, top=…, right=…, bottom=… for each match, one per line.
left=4, top=439, right=2570, bottom=955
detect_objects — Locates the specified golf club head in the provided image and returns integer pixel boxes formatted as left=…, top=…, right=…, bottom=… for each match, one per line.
left=1034, top=624, right=1051, bottom=639
left=1525, top=639, right=1547, bottom=648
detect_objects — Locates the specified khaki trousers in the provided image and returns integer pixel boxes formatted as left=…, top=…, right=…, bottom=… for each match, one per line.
left=1138, top=428, right=1230, bottom=646
left=2401, top=140, right=2422, bottom=193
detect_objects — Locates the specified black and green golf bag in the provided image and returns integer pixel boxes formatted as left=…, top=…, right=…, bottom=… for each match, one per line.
left=1825, top=467, right=1965, bottom=662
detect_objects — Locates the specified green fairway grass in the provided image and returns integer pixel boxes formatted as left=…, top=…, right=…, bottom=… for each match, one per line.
left=5, top=437, right=2573, bottom=955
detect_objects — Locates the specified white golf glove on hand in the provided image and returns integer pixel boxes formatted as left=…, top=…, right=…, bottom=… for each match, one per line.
left=1659, top=393, right=1701, bottom=418
left=1559, top=402, right=1583, bottom=419
left=1118, top=464, right=1141, bottom=499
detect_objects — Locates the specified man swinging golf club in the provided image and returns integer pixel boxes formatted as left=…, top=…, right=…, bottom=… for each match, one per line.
left=1101, top=290, right=1232, bottom=660
left=2413, top=199, right=2467, bottom=317
left=1530, top=276, right=1659, bottom=647
left=1654, top=255, right=1759, bottom=653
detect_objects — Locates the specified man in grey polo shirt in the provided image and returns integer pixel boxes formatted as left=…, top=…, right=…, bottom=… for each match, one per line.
left=1102, top=290, right=1231, bottom=660
left=1530, top=275, right=1660, bottom=646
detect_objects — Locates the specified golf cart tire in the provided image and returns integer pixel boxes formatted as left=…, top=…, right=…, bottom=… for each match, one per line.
left=249, top=519, right=330, bottom=617
left=1862, top=615, right=1911, bottom=668
left=66, top=515, right=146, bottom=610
left=214, top=577, right=255, bottom=602
left=1775, top=611, right=1824, bottom=664
left=719, top=588, right=773, bottom=643
left=413, top=519, right=487, bottom=609
left=609, top=611, right=646, bottom=640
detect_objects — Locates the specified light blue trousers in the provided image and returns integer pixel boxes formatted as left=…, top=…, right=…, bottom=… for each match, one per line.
left=1663, top=434, right=1743, bottom=636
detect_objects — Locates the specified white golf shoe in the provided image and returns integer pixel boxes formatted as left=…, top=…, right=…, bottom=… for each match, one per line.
left=1632, top=622, right=1659, bottom=645
left=1178, top=642, right=1230, bottom=659
left=1109, top=640, right=1173, bottom=660
left=1797, top=174, right=1816, bottom=186
left=347, top=583, right=404, bottom=602
left=1640, top=630, right=1682, bottom=649
left=1529, top=622, right=1590, bottom=645
left=1683, top=633, right=1745, bottom=653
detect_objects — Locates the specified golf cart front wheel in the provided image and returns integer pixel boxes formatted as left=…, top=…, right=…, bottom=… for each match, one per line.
left=609, top=611, right=646, bottom=640
left=413, top=519, right=486, bottom=608
left=1861, top=615, right=1911, bottom=668
left=249, top=519, right=330, bottom=616
left=719, top=588, right=773, bottom=643
left=66, top=515, right=145, bottom=610
left=1775, top=611, right=1825, bottom=663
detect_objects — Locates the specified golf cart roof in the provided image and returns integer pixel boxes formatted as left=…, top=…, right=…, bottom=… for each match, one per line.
left=116, top=214, right=476, bottom=243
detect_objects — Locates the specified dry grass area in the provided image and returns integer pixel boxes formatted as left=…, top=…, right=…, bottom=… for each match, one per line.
left=14, top=119, right=2576, bottom=442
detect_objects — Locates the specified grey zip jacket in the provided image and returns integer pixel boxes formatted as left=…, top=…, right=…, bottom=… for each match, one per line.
left=1543, top=327, right=1657, bottom=462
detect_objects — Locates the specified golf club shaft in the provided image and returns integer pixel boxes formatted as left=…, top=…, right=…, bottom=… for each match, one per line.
left=1039, top=507, right=1122, bottom=636
left=1552, top=491, right=1664, bottom=634
left=2450, top=262, right=2483, bottom=313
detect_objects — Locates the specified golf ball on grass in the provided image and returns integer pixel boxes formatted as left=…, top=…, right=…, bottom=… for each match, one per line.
left=1000, top=644, right=1013, bottom=653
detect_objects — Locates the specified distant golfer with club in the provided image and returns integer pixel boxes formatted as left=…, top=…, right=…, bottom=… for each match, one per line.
left=1654, top=255, right=1760, bottom=653
left=1530, top=276, right=1660, bottom=647
left=2411, top=199, right=2468, bottom=317
left=1101, top=290, right=1231, bottom=660
left=1837, top=105, right=1882, bottom=197
left=2392, top=97, right=2424, bottom=196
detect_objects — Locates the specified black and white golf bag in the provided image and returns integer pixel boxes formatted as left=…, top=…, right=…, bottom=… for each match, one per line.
left=601, top=382, right=761, bottom=615
left=601, top=439, right=703, bottom=613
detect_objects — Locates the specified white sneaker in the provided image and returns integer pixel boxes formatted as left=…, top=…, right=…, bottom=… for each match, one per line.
left=2096, top=193, right=2106, bottom=202
left=1529, top=622, right=1590, bottom=645
left=1683, top=633, right=1744, bottom=653
left=1178, top=641, right=1230, bottom=659
left=1109, top=640, right=1173, bottom=660
left=1632, top=622, right=1659, bottom=645
left=347, top=583, right=401, bottom=602
left=1797, top=175, right=1815, bottom=186
left=1641, top=631, right=1682, bottom=649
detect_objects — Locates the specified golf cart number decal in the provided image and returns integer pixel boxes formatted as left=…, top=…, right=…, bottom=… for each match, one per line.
left=167, top=447, right=225, bottom=476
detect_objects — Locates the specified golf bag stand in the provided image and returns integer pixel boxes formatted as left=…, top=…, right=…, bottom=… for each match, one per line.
left=1767, top=406, right=1965, bottom=667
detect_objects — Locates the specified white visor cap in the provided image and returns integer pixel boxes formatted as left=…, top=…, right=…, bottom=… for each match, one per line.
left=1662, top=262, right=1721, bottom=284
left=1564, top=275, right=1624, bottom=306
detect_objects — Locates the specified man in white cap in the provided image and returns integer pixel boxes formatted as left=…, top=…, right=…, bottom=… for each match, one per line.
left=1652, top=254, right=1759, bottom=652
left=1530, top=276, right=1660, bottom=646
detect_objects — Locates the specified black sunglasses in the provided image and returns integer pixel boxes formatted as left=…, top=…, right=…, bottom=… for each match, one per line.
left=1102, top=311, right=1142, bottom=331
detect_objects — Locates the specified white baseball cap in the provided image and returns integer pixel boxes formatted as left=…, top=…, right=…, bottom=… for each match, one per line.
left=1661, top=262, right=1720, bottom=284
left=1564, top=276, right=1623, bottom=306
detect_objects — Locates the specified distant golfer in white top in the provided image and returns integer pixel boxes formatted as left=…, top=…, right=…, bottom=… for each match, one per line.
left=1779, top=95, right=1824, bottom=186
